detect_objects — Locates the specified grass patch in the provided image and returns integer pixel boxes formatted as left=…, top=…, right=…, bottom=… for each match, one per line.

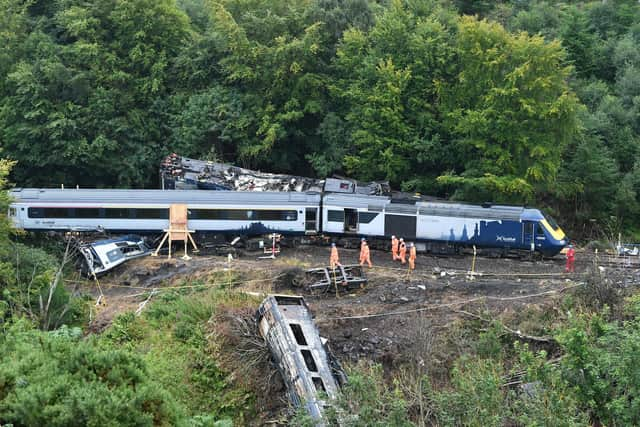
left=99, top=284, right=263, bottom=425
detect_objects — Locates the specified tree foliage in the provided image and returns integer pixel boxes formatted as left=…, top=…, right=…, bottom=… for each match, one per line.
left=437, top=16, right=578, bottom=201
left=0, top=0, right=638, bottom=233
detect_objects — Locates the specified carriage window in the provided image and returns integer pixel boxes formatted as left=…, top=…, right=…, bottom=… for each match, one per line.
left=8, top=208, right=16, bottom=217
left=28, top=208, right=44, bottom=218
left=536, top=225, right=546, bottom=237
left=327, top=210, right=344, bottom=222
left=191, top=209, right=224, bottom=220
left=358, top=212, right=379, bottom=224
left=544, top=214, right=560, bottom=230
left=524, top=222, right=533, bottom=235
left=191, top=209, right=297, bottom=221
left=106, top=249, right=124, bottom=262
left=75, top=208, right=101, bottom=218
left=135, top=208, right=169, bottom=219
left=105, top=208, right=132, bottom=219
left=255, top=210, right=297, bottom=221
left=42, top=208, right=71, bottom=218
left=226, top=210, right=247, bottom=220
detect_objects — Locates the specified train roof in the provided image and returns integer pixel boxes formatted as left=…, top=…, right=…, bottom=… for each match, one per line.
left=9, top=188, right=322, bottom=205
left=323, top=192, right=543, bottom=221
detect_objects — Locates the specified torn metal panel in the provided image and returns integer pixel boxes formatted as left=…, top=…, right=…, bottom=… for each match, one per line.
left=77, top=235, right=150, bottom=277
left=305, top=265, right=368, bottom=293
left=256, top=295, right=346, bottom=423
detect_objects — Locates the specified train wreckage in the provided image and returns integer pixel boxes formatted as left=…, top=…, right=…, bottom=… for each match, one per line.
left=257, top=295, right=346, bottom=422
left=76, top=235, right=151, bottom=277
left=160, top=153, right=391, bottom=195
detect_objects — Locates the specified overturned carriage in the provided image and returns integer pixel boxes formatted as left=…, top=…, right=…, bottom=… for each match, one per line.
left=256, top=295, right=346, bottom=422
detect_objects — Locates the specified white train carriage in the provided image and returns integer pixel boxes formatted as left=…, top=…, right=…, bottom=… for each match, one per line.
left=9, top=189, right=322, bottom=236
left=322, top=193, right=419, bottom=239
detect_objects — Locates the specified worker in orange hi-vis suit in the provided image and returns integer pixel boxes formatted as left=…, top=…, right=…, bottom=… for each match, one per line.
left=399, top=238, right=407, bottom=264
left=329, top=243, right=340, bottom=269
left=391, top=235, right=399, bottom=260
left=408, top=242, right=417, bottom=270
left=359, top=241, right=373, bottom=267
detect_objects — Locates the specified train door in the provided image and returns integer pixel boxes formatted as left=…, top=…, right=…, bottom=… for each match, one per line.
left=534, top=223, right=546, bottom=250
left=305, top=208, right=318, bottom=234
left=523, top=221, right=535, bottom=251
left=344, top=209, right=358, bottom=233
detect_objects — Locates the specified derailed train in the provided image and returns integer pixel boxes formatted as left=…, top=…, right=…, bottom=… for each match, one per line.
left=8, top=188, right=568, bottom=256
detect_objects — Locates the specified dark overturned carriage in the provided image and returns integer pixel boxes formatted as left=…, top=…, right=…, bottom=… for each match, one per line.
left=9, top=188, right=567, bottom=256
left=256, top=295, right=346, bottom=421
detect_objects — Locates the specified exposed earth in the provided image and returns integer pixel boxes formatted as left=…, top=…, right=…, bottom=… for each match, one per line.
left=76, top=244, right=640, bottom=421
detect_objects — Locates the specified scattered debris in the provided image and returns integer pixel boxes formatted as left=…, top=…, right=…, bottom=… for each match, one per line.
left=77, top=235, right=151, bottom=277
left=256, top=295, right=346, bottom=423
left=305, top=265, right=368, bottom=294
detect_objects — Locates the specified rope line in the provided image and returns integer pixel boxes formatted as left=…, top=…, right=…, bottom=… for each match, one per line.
left=68, top=271, right=287, bottom=291
left=314, top=283, right=583, bottom=322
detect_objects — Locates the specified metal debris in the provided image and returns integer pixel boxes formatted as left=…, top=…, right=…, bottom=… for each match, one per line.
left=159, top=153, right=390, bottom=195
left=305, top=265, right=368, bottom=294
left=77, top=235, right=151, bottom=277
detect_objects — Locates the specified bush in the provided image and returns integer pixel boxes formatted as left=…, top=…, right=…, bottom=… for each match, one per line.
left=0, top=320, right=180, bottom=426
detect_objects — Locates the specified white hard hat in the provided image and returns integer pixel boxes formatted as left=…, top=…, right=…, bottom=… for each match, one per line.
left=392, top=235, right=396, bottom=239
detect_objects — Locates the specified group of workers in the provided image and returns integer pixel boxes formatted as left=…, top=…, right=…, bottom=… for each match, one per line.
left=390, top=235, right=416, bottom=269
left=329, top=235, right=417, bottom=270
left=331, top=238, right=579, bottom=273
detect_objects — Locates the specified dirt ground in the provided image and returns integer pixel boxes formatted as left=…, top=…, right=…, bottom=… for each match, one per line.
left=85, top=245, right=597, bottom=352
left=77, top=243, right=640, bottom=424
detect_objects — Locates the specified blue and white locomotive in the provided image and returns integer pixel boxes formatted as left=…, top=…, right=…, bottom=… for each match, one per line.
left=8, top=188, right=567, bottom=256
left=322, top=193, right=567, bottom=256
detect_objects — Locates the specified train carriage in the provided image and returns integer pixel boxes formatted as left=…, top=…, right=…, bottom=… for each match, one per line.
left=9, top=188, right=567, bottom=256
left=9, top=188, right=322, bottom=236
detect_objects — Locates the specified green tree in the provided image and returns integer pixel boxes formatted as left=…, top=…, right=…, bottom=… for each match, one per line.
left=437, top=16, right=579, bottom=202
left=433, top=357, right=506, bottom=426
left=556, top=134, right=620, bottom=224
left=0, top=160, right=80, bottom=328
left=557, top=308, right=640, bottom=425
left=333, top=1, right=454, bottom=184
left=0, top=0, right=191, bottom=187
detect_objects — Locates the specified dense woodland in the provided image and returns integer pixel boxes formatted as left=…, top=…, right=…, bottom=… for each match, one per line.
left=2, top=0, right=640, bottom=425
left=0, top=0, right=639, bottom=235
